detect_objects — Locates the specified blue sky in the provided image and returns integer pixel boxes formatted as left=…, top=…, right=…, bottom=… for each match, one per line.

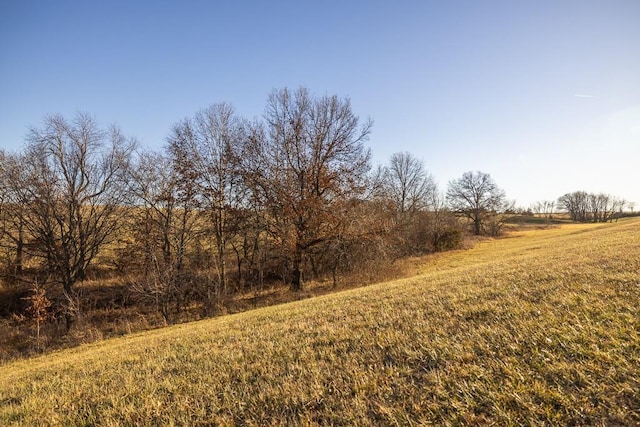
left=1, top=1, right=639, bottom=208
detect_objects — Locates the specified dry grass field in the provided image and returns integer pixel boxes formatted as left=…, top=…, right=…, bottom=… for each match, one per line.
left=0, top=219, right=638, bottom=425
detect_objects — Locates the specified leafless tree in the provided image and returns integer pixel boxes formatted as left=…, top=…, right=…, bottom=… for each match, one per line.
left=446, top=171, right=511, bottom=235
left=7, top=113, right=134, bottom=329
left=590, top=193, right=627, bottom=223
left=125, top=149, right=200, bottom=322
left=382, top=151, right=437, bottom=214
left=558, top=191, right=589, bottom=222
left=235, top=121, right=283, bottom=291
left=374, top=152, right=445, bottom=255
left=249, top=87, right=372, bottom=291
left=0, top=150, right=28, bottom=278
left=167, top=103, right=247, bottom=304
left=532, top=200, right=555, bottom=219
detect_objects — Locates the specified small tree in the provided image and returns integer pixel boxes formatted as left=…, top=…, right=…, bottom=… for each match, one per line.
left=23, top=282, right=51, bottom=349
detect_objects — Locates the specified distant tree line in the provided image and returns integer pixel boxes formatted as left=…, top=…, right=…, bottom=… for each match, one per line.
left=557, top=191, right=628, bottom=223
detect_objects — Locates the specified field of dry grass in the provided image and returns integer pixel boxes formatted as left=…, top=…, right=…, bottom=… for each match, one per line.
left=0, top=218, right=638, bottom=425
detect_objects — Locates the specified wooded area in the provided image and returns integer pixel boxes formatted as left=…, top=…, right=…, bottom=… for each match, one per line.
left=0, top=87, right=632, bottom=360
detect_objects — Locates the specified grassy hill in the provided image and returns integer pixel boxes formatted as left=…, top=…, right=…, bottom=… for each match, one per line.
left=1, top=219, right=639, bottom=425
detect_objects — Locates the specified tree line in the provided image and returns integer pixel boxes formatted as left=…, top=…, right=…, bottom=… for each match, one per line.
left=1, top=86, right=625, bottom=335
left=556, top=191, right=629, bottom=223
left=0, top=88, right=458, bottom=329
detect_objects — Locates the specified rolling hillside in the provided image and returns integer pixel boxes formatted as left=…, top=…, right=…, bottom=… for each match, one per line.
left=1, top=219, right=639, bottom=425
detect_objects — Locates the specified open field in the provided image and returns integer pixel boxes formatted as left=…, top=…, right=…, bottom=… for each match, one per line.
left=0, top=219, right=639, bottom=425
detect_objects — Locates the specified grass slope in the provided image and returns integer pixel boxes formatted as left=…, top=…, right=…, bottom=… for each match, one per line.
left=1, top=220, right=639, bottom=425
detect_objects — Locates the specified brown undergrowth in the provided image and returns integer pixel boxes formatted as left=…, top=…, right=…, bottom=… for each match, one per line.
left=0, top=231, right=429, bottom=364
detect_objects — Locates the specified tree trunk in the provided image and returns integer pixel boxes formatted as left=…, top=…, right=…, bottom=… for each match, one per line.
left=14, top=238, right=23, bottom=277
left=218, top=248, right=226, bottom=297
left=291, top=246, right=304, bottom=292
left=473, top=212, right=482, bottom=235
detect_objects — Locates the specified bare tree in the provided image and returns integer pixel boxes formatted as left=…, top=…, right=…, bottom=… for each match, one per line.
left=236, top=121, right=282, bottom=291
left=125, top=149, right=199, bottom=322
left=249, top=87, right=372, bottom=291
left=558, top=191, right=589, bottom=222
left=373, top=152, right=443, bottom=256
left=590, top=193, right=627, bottom=223
left=532, top=200, right=555, bottom=219
left=446, top=171, right=510, bottom=235
left=167, top=103, right=247, bottom=304
left=0, top=150, right=28, bottom=278
left=382, top=151, right=437, bottom=214
left=7, top=113, right=134, bottom=328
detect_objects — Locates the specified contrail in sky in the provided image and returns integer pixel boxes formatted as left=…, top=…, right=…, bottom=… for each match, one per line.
left=574, top=94, right=596, bottom=98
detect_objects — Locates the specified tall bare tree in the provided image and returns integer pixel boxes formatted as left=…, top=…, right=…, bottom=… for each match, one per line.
left=371, top=152, right=441, bottom=256
left=167, top=103, right=247, bottom=305
left=250, top=87, right=372, bottom=291
left=8, top=113, right=134, bottom=328
left=446, top=171, right=510, bottom=235
left=382, top=151, right=437, bottom=214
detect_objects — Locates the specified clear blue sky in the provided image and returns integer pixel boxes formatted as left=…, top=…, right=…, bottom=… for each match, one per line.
left=2, top=1, right=639, bottom=208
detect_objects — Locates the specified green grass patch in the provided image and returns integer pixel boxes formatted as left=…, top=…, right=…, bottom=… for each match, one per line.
left=1, top=219, right=639, bottom=425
